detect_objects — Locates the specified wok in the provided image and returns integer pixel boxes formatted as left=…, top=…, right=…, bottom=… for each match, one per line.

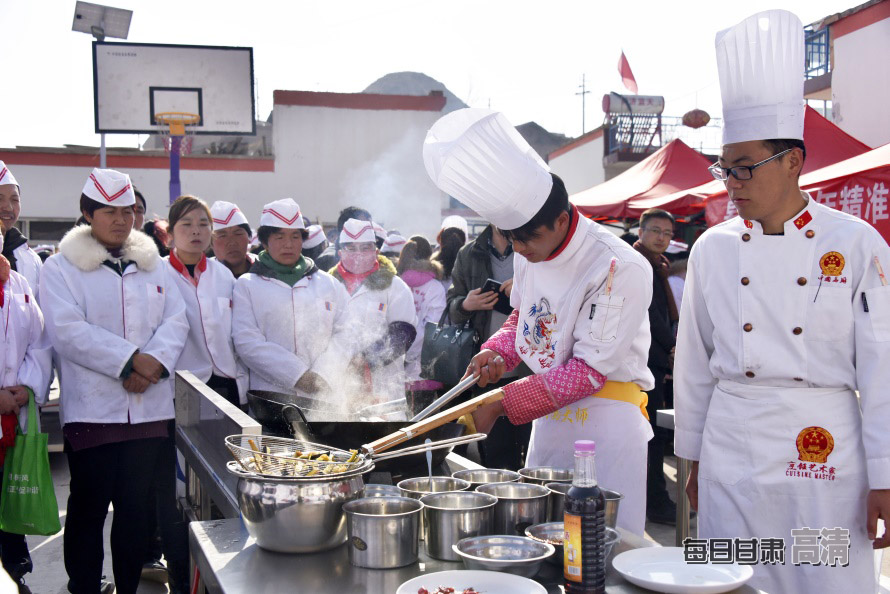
left=247, top=390, right=466, bottom=473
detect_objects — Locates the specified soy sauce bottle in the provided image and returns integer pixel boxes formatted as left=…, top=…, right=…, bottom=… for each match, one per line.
left=564, top=439, right=605, bottom=593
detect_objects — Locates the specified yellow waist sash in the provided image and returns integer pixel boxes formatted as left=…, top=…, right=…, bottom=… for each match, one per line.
left=594, top=381, right=649, bottom=421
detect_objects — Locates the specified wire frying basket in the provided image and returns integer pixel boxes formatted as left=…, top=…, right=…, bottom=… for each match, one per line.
left=225, top=434, right=371, bottom=479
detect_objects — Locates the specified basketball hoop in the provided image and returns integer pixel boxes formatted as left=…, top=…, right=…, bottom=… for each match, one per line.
left=154, top=112, right=200, bottom=155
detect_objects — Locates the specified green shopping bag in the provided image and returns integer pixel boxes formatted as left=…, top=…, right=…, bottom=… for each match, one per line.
left=0, top=391, right=61, bottom=535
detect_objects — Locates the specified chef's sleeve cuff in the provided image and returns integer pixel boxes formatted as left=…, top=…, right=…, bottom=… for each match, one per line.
left=867, top=457, right=890, bottom=490
left=673, top=428, right=702, bottom=462
left=119, top=352, right=137, bottom=379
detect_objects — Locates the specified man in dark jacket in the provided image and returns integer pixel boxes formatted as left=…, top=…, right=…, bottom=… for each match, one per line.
left=447, top=224, right=531, bottom=469
left=633, top=209, right=679, bottom=525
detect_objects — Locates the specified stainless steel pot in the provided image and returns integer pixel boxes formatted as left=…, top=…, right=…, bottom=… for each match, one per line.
left=519, top=466, right=573, bottom=485
left=228, top=461, right=365, bottom=553
left=343, top=497, right=423, bottom=569
left=397, top=476, right=470, bottom=540
left=451, top=468, right=521, bottom=490
left=545, top=482, right=623, bottom=528
left=362, top=484, right=402, bottom=498
left=475, top=482, right=550, bottom=536
left=420, top=492, right=497, bottom=561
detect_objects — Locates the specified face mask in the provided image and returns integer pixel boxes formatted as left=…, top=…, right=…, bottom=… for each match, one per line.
left=340, top=250, right=377, bottom=274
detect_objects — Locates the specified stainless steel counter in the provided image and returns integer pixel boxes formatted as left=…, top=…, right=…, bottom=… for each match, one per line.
left=189, top=518, right=764, bottom=593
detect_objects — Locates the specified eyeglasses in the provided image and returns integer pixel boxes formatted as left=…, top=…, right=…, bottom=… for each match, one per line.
left=643, top=228, right=673, bottom=238
left=708, top=148, right=792, bottom=181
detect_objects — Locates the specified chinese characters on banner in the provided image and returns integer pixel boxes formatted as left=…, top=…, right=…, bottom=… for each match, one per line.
left=708, top=174, right=890, bottom=243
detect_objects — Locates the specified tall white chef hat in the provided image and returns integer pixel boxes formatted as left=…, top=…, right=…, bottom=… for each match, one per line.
left=260, top=198, right=306, bottom=230
left=440, top=215, right=469, bottom=238
left=717, top=10, right=805, bottom=145
left=210, top=200, right=250, bottom=231
left=303, top=225, right=327, bottom=249
left=423, top=109, right=552, bottom=231
left=82, top=168, right=135, bottom=206
left=382, top=234, right=407, bottom=255
left=339, top=218, right=377, bottom=245
left=0, top=161, right=19, bottom=187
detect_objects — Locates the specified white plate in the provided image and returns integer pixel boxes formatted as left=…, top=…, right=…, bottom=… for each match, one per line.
left=397, top=569, right=547, bottom=594
left=612, top=547, right=755, bottom=594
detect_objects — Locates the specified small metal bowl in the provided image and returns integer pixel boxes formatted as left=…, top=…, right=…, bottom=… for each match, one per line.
left=452, top=535, right=555, bottom=578
left=545, top=482, right=624, bottom=528
left=519, top=466, right=573, bottom=485
left=524, top=522, right=622, bottom=566
left=452, top=468, right=521, bottom=490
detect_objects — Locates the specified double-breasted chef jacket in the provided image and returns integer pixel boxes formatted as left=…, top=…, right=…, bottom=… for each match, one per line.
left=510, top=211, right=655, bottom=535
left=40, top=226, right=189, bottom=426
left=166, top=253, right=248, bottom=404
left=9, top=242, right=42, bottom=302
left=232, top=261, right=352, bottom=405
left=0, top=270, right=52, bottom=437
left=675, top=195, right=890, bottom=593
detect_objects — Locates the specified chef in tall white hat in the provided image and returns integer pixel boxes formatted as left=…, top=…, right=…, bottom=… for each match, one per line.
left=328, top=218, right=417, bottom=415
left=674, top=10, right=890, bottom=593
left=0, top=161, right=43, bottom=300
left=40, top=168, right=188, bottom=593
left=210, top=200, right=255, bottom=279
left=232, top=198, right=351, bottom=402
left=425, top=109, right=655, bottom=535
left=301, top=224, right=328, bottom=262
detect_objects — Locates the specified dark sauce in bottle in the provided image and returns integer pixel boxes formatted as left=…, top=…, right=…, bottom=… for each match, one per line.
left=564, top=439, right=606, bottom=593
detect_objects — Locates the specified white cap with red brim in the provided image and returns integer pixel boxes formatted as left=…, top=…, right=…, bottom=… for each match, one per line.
left=210, top=200, right=250, bottom=231
left=260, top=198, right=306, bottom=230
left=339, top=218, right=376, bottom=245
left=82, top=168, right=135, bottom=206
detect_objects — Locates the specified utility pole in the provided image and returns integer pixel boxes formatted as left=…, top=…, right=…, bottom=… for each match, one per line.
left=576, top=73, right=591, bottom=134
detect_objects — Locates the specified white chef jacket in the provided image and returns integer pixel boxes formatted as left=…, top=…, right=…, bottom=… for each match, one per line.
left=675, top=195, right=890, bottom=593
left=675, top=195, right=890, bottom=486
left=11, top=243, right=42, bottom=302
left=166, top=254, right=248, bottom=404
left=404, top=276, right=446, bottom=383
left=510, top=211, right=655, bottom=534
left=340, top=271, right=417, bottom=406
left=40, top=226, right=189, bottom=426
left=232, top=266, right=351, bottom=403
left=0, top=270, right=52, bottom=438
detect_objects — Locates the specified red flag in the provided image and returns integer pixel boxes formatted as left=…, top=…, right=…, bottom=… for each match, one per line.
left=618, top=51, right=638, bottom=94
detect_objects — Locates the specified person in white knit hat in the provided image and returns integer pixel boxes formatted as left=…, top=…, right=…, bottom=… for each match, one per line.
left=232, top=198, right=351, bottom=403
left=329, top=218, right=417, bottom=415
left=674, top=10, right=890, bottom=593
left=0, top=161, right=43, bottom=300
left=425, top=108, right=655, bottom=536
left=210, top=200, right=255, bottom=279
left=41, top=168, right=188, bottom=594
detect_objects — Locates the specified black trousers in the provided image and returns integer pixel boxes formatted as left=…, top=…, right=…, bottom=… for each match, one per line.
left=645, top=367, right=672, bottom=505
left=64, top=437, right=165, bottom=594
left=0, top=529, right=31, bottom=580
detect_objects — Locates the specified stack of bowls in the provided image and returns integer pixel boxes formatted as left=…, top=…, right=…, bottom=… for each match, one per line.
left=452, top=534, right=555, bottom=578
left=342, top=496, right=423, bottom=569
left=475, top=482, right=550, bottom=536
left=525, top=522, right=622, bottom=566
left=419, top=491, right=497, bottom=561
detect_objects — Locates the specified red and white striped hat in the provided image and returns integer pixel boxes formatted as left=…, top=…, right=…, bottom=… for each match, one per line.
left=81, top=168, right=135, bottom=206
left=382, top=234, right=407, bottom=255
left=303, top=225, right=327, bottom=249
left=339, top=218, right=376, bottom=245
left=372, top=222, right=387, bottom=241
left=0, top=161, right=19, bottom=187
left=260, top=198, right=305, bottom=230
left=210, top=200, right=250, bottom=231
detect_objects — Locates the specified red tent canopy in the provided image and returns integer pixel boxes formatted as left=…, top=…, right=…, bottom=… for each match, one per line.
left=645, top=107, right=873, bottom=219
left=571, top=139, right=714, bottom=219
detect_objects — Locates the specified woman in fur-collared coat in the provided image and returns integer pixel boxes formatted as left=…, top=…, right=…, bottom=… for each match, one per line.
left=40, top=169, right=187, bottom=594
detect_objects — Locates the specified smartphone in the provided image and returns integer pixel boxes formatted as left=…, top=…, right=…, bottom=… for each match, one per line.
left=481, top=278, right=513, bottom=315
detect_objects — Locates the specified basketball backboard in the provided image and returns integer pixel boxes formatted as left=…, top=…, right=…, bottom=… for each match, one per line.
left=92, top=41, right=255, bottom=135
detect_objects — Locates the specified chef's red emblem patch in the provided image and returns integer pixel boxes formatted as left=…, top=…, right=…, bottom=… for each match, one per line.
left=793, top=211, right=812, bottom=230
left=819, top=252, right=845, bottom=277
left=743, top=220, right=753, bottom=229
left=796, top=426, right=834, bottom=463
